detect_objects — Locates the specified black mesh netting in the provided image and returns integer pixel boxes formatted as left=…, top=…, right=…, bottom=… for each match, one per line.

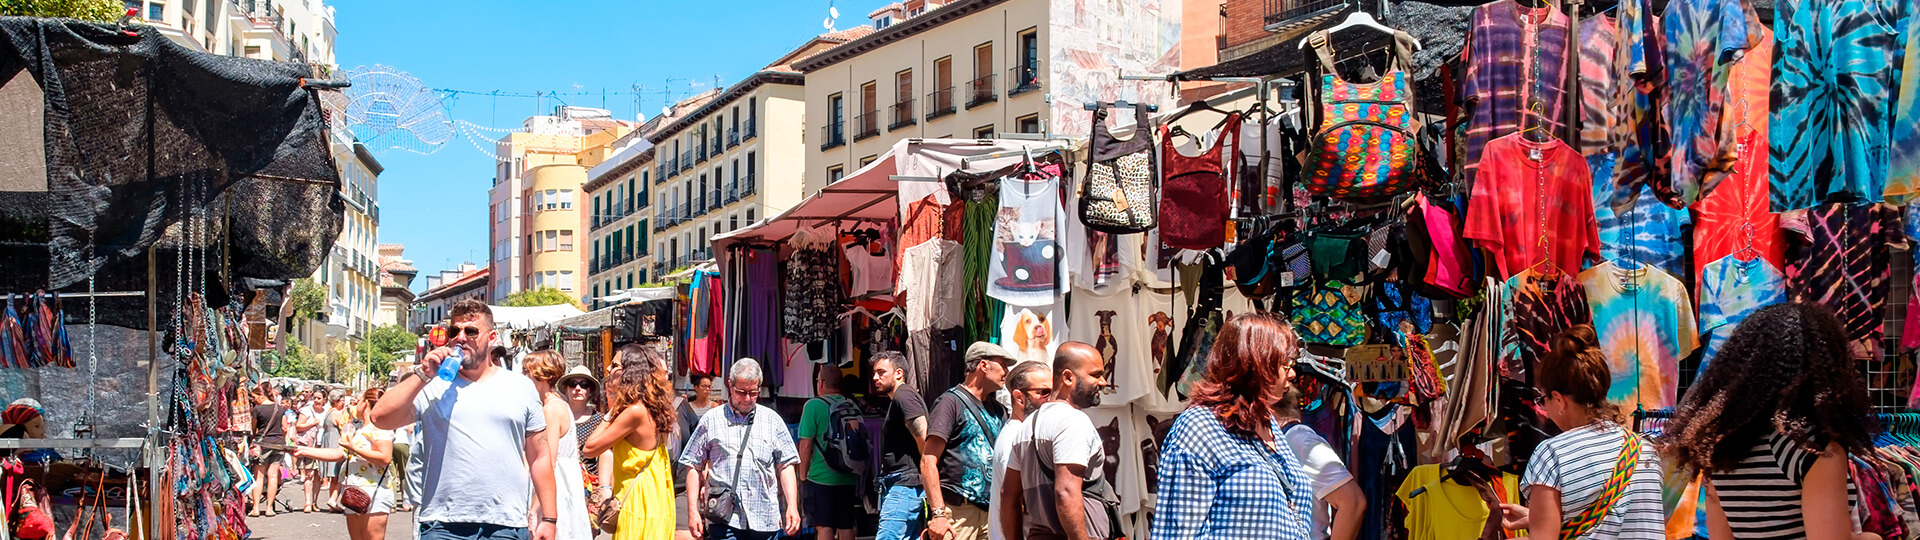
left=0, top=17, right=341, bottom=303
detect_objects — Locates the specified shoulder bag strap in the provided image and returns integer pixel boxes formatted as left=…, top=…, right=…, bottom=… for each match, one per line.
left=1309, top=30, right=1339, bottom=75
left=1558, top=431, right=1641, bottom=540
left=947, top=387, right=1001, bottom=444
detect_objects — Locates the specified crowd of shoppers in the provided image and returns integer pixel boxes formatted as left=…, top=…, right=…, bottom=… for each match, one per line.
left=244, top=297, right=1890, bottom=540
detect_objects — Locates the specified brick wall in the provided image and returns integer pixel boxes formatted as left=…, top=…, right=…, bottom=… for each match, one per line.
left=1221, top=0, right=1269, bottom=51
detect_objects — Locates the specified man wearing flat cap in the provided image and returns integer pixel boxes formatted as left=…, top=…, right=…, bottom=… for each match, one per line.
left=918, top=342, right=1016, bottom=540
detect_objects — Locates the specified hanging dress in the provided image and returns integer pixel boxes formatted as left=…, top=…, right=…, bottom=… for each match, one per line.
left=612, top=438, right=676, bottom=540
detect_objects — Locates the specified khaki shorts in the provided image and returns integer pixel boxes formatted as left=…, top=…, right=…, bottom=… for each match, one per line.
left=949, top=505, right=990, bottom=540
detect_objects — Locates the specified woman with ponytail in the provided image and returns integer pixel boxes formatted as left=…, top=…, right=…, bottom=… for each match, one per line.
left=1498, top=325, right=1664, bottom=540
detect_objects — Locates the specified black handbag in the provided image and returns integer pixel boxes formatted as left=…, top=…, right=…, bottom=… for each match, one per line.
left=700, top=410, right=757, bottom=524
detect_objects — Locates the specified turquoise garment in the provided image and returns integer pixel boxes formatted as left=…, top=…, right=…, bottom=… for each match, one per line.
left=1590, top=153, right=1692, bottom=280
left=1695, top=256, right=1786, bottom=372
left=1770, top=0, right=1907, bottom=210
left=1660, top=0, right=1748, bottom=205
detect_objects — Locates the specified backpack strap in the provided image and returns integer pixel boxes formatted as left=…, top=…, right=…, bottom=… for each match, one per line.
left=1308, top=30, right=1339, bottom=76
left=1388, top=30, right=1417, bottom=74
left=945, top=386, right=1000, bottom=443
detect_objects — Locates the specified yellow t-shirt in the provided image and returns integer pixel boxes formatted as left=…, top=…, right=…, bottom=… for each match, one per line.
left=1394, top=464, right=1522, bottom=540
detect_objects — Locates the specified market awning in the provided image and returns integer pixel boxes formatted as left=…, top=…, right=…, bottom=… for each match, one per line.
left=715, top=138, right=1074, bottom=248
left=488, top=304, right=587, bottom=330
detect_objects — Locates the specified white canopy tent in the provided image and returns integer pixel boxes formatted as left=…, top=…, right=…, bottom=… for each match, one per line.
left=487, top=303, right=588, bottom=330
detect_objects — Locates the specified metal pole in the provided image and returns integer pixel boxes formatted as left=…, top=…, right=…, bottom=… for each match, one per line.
left=146, top=244, right=161, bottom=540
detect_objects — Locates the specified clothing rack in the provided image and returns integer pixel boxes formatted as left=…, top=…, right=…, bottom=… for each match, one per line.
left=0, top=438, right=147, bottom=449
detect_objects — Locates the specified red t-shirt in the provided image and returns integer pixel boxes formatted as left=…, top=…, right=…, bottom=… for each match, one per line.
left=1691, top=130, right=1783, bottom=284
left=1465, top=134, right=1602, bottom=279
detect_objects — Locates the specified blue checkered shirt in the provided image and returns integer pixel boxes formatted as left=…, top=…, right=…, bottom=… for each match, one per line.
left=1151, top=407, right=1313, bottom=540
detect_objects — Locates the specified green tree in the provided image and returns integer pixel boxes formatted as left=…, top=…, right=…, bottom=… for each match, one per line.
left=501, top=287, right=583, bottom=310
left=0, top=0, right=122, bottom=21
left=361, top=325, right=419, bottom=378
left=324, top=347, right=353, bottom=383
left=286, top=278, right=327, bottom=323
left=266, top=341, right=322, bottom=380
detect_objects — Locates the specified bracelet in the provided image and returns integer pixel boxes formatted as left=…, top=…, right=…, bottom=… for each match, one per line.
left=411, top=365, right=430, bottom=381
left=540, top=517, right=558, bottom=524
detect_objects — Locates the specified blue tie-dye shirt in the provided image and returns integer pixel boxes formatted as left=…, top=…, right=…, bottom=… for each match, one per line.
left=1695, top=256, right=1786, bottom=372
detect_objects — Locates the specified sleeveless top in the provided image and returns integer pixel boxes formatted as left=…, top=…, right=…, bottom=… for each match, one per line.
left=1158, top=113, right=1243, bottom=250
left=554, top=409, right=591, bottom=540
left=612, top=438, right=676, bottom=540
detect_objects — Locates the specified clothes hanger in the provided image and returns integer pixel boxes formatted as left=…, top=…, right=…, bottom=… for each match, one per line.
left=1296, top=9, right=1425, bottom=50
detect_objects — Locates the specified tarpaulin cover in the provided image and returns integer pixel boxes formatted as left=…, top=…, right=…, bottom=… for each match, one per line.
left=489, top=304, right=588, bottom=330
left=0, top=17, right=342, bottom=294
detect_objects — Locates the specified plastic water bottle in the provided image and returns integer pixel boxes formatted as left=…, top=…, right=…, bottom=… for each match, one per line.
left=438, top=346, right=464, bottom=381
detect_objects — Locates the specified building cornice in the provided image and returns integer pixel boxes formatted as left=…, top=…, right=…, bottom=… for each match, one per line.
left=584, top=146, right=657, bottom=193
left=795, top=0, right=1011, bottom=73
left=646, top=71, right=805, bottom=145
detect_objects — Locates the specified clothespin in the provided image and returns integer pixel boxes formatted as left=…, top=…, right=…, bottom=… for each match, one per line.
left=117, top=8, right=138, bottom=37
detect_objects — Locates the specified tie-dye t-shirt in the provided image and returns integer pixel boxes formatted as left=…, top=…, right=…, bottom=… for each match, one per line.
left=1770, top=0, right=1906, bottom=211
left=1888, top=7, right=1920, bottom=205
left=1692, top=131, right=1785, bottom=285
left=1578, top=14, right=1625, bottom=156
left=1781, top=202, right=1908, bottom=360
left=1660, top=0, right=1748, bottom=206
left=1461, top=0, right=1571, bottom=183
left=1579, top=262, right=1698, bottom=412
left=1590, top=154, right=1692, bottom=281
left=1499, top=269, right=1593, bottom=383
left=1465, top=135, right=1602, bottom=280
left=1695, top=256, right=1786, bottom=373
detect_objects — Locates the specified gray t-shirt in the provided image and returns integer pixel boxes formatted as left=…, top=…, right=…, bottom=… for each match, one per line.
left=1006, top=402, right=1106, bottom=537
left=678, top=404, right=799, bottom=533
left=412, top=370, right=548, bottom=527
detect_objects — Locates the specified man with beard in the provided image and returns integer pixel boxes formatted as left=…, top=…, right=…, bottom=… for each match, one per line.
left=870, top=352, right=930, bottom=540
left=999, top=342, right=1117, bottom=540
left=371, top=299, right=558, bottom=540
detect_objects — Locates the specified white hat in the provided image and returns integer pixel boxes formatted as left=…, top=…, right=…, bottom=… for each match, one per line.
left=558, top=365, right=599, bottom=387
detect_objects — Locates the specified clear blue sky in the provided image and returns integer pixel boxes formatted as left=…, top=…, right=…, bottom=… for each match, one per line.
left=332, top=0, right=850, bottom=291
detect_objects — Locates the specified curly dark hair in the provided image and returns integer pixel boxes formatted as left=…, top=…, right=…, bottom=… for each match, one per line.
left=1662, top=303, right=1874, bottom=473
left=609, top=344, right=674, bottom=436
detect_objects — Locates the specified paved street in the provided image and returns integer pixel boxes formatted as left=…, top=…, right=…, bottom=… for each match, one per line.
left=245, top=480, right=413, bottom=540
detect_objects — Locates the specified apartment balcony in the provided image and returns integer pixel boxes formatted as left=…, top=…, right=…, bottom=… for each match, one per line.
left=1009, top=63, right=1043, bottom=96
left=727, top=128, right=741, bottom=148
left=656, top=164, right=668, bottom=182
left=682, top=150, right=695, bottom=168
left=695, top=145, right=709, bottom=164
left=726, top=186, right=740, bottom=204
left=854, top=110, right=881, bottom=141
left=743, top=173, right=757, bottom=195
left=1265, top=0, right=1351, bottom=31
left=926, top=87, right=957, bottom=120
left=635, top=195, right=650, bottom=210
left=709, top=194, right=722, bottom=212
left=889, top=99, right=917, bottom=131
left=820, top=123, right=846, bottom=150
left=967, top=74, right=998, bottom=109
left=711, top=136, right=724, bottom=156
left=744, top=121, right=758, bottom=140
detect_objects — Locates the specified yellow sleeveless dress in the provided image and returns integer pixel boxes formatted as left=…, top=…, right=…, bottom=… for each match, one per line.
left=612, top=438, right=676, bottom=540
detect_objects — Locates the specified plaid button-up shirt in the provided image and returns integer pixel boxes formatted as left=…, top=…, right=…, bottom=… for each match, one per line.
left=1151, top=407, right=1313, bottom=540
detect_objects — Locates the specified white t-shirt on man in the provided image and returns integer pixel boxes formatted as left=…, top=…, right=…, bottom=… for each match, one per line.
left=1006, top=402, right=1105, bottom=537
left=412, top=370, right=547, bottom=528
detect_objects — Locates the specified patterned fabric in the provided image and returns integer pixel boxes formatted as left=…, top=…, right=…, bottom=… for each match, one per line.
left=1558, top=433, right=1643, bottom=540
left=1152, top=408, right=1314, bottom=540
left=1368, top=283, right=1434, bottom=335
left=782, top=237, right=842, bottom=343
left=1498, top=269, right=1593, bottom=382
left=1307, top=54, right=1421, bottom=199
left=1659, top=0, right=1748, bottom=206
left=1579, top=262, right=1698, bottom=412
left=1781, top=202, right=1908, bottom=360
left=1578, top=14, right=1625, bottom=156
left=1589, top=153, right=1692, bottom=280
left=1692, top=130, right=1784, bottom=285
left=1889, top=8, right=1920, bottom=205
left=1696, top=256, right=1786, bottom=373
left=1461, top=0, right=1571, bottom=183
left=1465, top=134, right=1602, bottom=279
left=678, top=404, right=802, bottom=533
left=1292, top=282, right=1370, bottom=347
left=1610, top=0, right=1668, bottom=209
left=1770, top=0, right=1907, bottom=211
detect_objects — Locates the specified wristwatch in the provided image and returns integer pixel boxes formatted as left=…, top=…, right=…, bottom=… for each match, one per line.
left=930, top=506, right=953, bottom=519
left=410, top=365, right=430, bottom=381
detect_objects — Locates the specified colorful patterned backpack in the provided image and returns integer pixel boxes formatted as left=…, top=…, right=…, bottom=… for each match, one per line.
left=1303, top=29, right=1424, bottom=200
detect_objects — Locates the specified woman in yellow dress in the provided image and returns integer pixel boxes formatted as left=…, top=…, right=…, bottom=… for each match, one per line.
left=585, top=344, right=677, bottom=540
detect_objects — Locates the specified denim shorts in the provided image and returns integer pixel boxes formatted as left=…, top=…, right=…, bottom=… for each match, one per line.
left=417, top=521, right=528, bottom=540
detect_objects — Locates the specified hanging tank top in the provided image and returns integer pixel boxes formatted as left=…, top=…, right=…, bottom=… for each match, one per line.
left=1158, top=113, right=1243, bottom=250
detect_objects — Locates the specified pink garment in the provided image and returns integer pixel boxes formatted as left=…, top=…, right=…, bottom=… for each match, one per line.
left=1420, top=195, right=1472, bottom=297
left=690, top=273, right=723, bottom=375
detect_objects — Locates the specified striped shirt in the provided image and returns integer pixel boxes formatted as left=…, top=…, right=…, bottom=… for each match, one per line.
left=1519, top=422, right=1666, bottom=540
left=1710, top=433, right=1858, bottom=539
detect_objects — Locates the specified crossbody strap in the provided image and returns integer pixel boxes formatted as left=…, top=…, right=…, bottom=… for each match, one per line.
left=947, top=387, right=1001, bottom=443
left=1559, top=431, right=1641, bottom=540
left=727, top=410, right=755, bottom=489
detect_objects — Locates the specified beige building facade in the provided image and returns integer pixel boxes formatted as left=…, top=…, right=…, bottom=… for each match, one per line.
left=133, top=0, right=336, bottom=66
left=585, top=128, right=657, bottom=309
left=487, top=109, right=637, bottom=303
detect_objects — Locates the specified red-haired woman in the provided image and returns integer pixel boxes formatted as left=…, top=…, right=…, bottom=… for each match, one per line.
left=1151, top=313, right=1313, bottom=540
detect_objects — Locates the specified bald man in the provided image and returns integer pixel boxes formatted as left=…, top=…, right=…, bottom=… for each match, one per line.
left=999, top=342, right=1118, bottom=540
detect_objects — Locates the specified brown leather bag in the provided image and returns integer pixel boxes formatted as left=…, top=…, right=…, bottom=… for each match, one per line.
left=595, top=496, right=622, bottom=533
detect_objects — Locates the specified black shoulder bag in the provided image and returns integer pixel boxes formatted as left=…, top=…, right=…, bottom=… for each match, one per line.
left=1027, top=406, right=1124, bottom=540
left=700, top=409, right=757, bottom=524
